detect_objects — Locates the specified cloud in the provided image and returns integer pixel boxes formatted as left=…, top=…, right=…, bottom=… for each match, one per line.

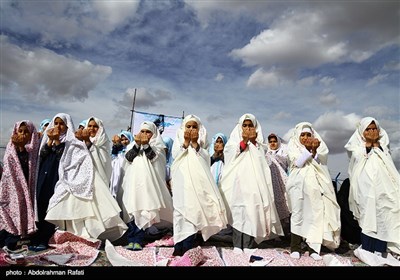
left=230, top=3, right=399, bottom=87
left=272, top=111, right=291, bottom=121
left=319, top=92, right=340, bottom=106
left=319, top=76, right=336, bottom=87
left=297, top=76, right=316, bottom=87
left=247, top=68, right=287, bottom=88
left=1, top=1, right=140, bottom=47
left=116, top=87, right=173, bottom=110
left=366, top=74, right=389, bottom=86
left=0, top=35, right=112, bottom=102
left=363, top=105, right=395, bottom=118
left=214, top=73, right=224, bottom=82
left=313, top=111, right=361, bottom=154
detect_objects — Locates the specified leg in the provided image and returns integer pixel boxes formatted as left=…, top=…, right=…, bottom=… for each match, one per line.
left=232, top=227, right=243, bottom=249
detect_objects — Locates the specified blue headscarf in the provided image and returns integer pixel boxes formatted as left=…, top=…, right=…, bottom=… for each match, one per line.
left=39, top=118, right=51, bottom=133
left=208, top=133, right=228, bottom=156
left=118, top=130, right=133, bottom=153
left=79, top=119, right=87, bottom=128
left=162, top=136, right=174, bottom=166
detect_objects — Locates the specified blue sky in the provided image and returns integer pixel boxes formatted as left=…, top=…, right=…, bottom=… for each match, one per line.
left=1, top=0, right=399, bottom=181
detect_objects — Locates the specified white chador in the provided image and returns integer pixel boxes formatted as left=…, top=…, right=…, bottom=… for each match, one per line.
left=345, top=117, right=400, bottom=254
left=46, top=116, right=127, bottom=242
left=286, top=122, right=341, bottom=253
left=219, top=113, right=284, bottom=244
left=171, top=114, right=228, bottom=244
left=119, top=121, right=173, bottom=230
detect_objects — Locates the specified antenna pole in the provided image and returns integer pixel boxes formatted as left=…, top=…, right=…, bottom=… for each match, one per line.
left=128, top=88, right=137, bottom=132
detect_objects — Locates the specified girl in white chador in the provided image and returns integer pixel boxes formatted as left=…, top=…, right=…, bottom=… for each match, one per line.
left=220, top=113, right=283, bottom=251
left=265, top=133, right=291, bottom=237
left=344, top=117, right=400, bottom=256
left=47, top=116, right=127, bottom=242
left=171, top=114, right=228, bottom=256
left=286, top=122, right=341, bottom=260
left=119, top=121, right=173, bottom=251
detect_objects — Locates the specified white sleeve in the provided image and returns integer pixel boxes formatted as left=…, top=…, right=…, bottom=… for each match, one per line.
left=295, top=148, right=313, bottom=168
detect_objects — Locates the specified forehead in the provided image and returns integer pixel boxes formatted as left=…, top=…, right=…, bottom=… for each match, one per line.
left=141, top=129, right=153, bottom=133
left=54, top=117, right=65, bottom=123
left=186, top=120, right=198, bottom=126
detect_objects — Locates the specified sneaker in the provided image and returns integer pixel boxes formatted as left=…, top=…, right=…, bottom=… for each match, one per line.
left=132, top=243, right=142, bottom=251
left=124, top=242, right=135, bottom=250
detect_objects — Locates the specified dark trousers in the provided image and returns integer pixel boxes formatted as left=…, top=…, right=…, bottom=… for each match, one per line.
left=361, top=232, right=387, bottom=253
left=126, top=220, right=145, bottom=245
left=0, top=230, right=20, bottom=250
left=232, top=228, right=256, bottom=249
left=290, top=233, right=317, bottom=254
left=174, top=233, right=196, bottom=254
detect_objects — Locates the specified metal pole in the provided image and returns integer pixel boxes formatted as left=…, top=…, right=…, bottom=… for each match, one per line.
left=128, top=88, right=137, bottom=132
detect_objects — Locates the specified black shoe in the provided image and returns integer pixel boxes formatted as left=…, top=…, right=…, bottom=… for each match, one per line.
left=172, top=248, right=183, bottom=256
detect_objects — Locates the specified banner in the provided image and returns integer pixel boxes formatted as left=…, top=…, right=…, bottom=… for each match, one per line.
left=132, top=110, right=183, bottom=139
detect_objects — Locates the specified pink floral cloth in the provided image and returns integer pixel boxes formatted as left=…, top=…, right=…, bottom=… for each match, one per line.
left=0, top=120, right=39, bottom=236
left=25, top=231, right=100, bottom=266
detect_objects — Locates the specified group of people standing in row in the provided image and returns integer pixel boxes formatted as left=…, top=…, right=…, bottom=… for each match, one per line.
left=0, top=113, right=399, bottom=261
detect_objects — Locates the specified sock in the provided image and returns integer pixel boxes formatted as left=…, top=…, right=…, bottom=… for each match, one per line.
left=310, top=253, right=322, bottom=261
left=290, top=251, right=300, bottom=259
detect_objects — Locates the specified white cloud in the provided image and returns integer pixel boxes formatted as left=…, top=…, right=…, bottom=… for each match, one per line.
left=0, top=35, right=112, bottom=102
left=319, top=92, right=340, bottom=106
left=363, top=106, right=395, bottom=118
left=272, top=111, right=291, bottom=120
left=319, top=76, right=336, bottom=87
left=366, top=74, right=389, bottom=87
left=247, top=68, right=286, bottom=88
left=297, top=76, right=316, bottom=87
left=214, top=73, right=224, bottom=82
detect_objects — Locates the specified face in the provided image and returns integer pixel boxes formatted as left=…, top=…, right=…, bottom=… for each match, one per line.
left=140, top=129, right=153, bottom=140
left=214, top=137, right=224, bottom=151
left=54, top=117, right=67, bottom=134
left=87, top=119, right=99, bottom=137
left=299, top=132, right=312, bottom=145
left=364, top=122, right=378, bottom=133
left=120, top=135, right=130, bottom=146
left=268, top=137, right=278, bottom=150
left=18, top=123, right=32, bottom=143
left=242, top=120, right=254, bottom=131
left=185, top=120, right=198, bottom=132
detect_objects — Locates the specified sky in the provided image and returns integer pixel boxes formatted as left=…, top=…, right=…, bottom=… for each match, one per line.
left=0, top=0, right=399, bottom=182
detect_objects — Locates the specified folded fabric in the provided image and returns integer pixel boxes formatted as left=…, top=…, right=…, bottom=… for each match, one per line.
left=169, top=246, right=204, bottom=266
left=43, top=254, right=75, bottom=265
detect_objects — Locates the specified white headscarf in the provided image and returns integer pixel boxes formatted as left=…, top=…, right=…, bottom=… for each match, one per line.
left=172, top=114, right=208, bottom=159
left=224, top=113, right=264, bottom=166
left=287, top=122, right=329, bottom=166
left=43, top=113, right=94, bottom=210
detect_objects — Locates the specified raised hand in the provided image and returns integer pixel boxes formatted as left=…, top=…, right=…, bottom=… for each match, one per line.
left=134, top=133, right=142, bottom=146
left=248, top=127, right=257, bottom=144
left=112, top=134, right=121, bottom=145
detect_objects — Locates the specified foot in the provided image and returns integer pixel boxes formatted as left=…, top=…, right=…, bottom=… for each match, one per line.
left=172, top=248, right=183, bottom=256
left=132, top=243, right=142, bottom=251
left=124, top=242, right=142, bottom=251
left=310, top=253, right=322, bottom=261
left=29, top=244, right=48, bottom=252
left=290, top=251, right=300, bottom=259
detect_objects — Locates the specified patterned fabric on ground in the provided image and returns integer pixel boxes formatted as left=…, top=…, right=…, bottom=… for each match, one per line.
left=221, top=248, right=329, bottom=266
left=25, top=238, right=99, bottom=266
left=145, top=235, right=174, bottom=247
left=157, top=246, right=225, bottom=266
left=114, top=246, right=156, bottom=266
left=49, top=230, right=102, bottom=249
